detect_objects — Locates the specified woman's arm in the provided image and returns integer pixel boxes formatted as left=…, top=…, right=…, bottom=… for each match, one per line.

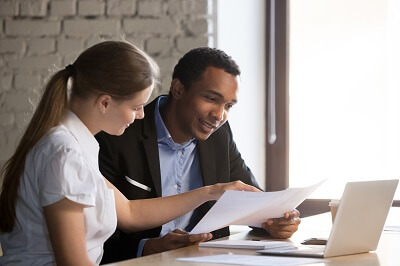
left=43, top=198, right=94, bottom=266
left=105, top=178, right=259, bottom=232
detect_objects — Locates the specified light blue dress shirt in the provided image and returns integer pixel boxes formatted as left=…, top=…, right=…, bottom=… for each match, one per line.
left=137, top=96, right=203, bottom=256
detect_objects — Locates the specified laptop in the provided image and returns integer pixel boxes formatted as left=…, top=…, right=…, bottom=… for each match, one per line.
left=258, top=179, right=399, bottom=258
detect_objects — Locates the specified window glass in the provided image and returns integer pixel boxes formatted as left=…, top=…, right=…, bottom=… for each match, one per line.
left=289, top=0, right=400, bottom=199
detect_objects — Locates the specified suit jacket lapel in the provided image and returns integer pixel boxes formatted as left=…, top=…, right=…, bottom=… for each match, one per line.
left=197, top=140, right=217, bottom=186
left=142, top=98, right=162, bottom=197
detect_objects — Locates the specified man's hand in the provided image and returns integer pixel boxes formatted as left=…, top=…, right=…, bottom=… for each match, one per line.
left=262, top=209, right=301, bottom=239
left=142, top=229, right=212, bottom=256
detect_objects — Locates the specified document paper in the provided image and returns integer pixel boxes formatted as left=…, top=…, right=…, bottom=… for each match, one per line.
left=177, top=254, right=326, bottom=266
left=190, top=180, right=324, bottom=234
left=199, top=239, right=295, bottom=250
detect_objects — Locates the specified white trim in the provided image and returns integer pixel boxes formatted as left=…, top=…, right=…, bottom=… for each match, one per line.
left=125, top=176, right=152, bottom=192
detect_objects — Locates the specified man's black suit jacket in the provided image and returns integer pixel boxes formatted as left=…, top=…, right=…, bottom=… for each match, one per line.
left=96, top=96, right=258, bottom=264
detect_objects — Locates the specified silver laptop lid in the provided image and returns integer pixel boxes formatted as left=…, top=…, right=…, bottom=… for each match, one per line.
left=324, top=179, right=398, bottom=257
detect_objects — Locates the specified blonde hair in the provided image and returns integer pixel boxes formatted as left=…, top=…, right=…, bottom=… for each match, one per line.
left=0, top=41, right=159, bottom=232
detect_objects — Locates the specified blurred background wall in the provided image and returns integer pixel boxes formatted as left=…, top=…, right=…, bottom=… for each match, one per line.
left=0, top=0, right=214, bottom=170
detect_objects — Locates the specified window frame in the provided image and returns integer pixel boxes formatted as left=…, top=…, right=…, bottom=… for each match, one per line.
left=265, top=0, right=399, bottom=217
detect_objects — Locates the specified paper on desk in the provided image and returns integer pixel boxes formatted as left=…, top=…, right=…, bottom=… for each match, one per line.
left=176, top=254, right=326, bottom=266
left=199, top=239, right=295, bottom=250
left=190, top=180, right=324, bottom=234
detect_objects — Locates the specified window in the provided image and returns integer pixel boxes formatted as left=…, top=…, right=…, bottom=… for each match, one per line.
left=289, top=0, right=400, bottom=201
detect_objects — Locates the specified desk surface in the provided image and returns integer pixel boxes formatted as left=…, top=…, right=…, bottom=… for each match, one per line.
left=107, top=207, right=400, bottom=266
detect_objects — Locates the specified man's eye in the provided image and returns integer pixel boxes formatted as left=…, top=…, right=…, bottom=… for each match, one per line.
left=206, top=96, right=216, bottom=102
left=226, top=104, right=234, bottom=109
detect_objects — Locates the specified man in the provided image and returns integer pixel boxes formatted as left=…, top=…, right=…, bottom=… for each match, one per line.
left=96, top=47, right=301, bottom=264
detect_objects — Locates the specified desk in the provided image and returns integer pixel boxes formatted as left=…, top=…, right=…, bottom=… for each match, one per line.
left=108, top=207, right=400, bottom=266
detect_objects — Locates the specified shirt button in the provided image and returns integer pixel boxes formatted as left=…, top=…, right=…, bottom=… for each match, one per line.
left=173, top=184, right=178, bottom=189
left=177, top=150, right=182, bottom=156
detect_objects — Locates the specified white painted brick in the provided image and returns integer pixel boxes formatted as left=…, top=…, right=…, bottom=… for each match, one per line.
left=5, top=127, right=25, bottom=153
left=167, top=0, right=181, bottom=16
left=0, top=0, right=213, bottom=158
left=0, top=128, right=7, bottom=149
left=182, top=0, right=208, bottom=15
left=123, top=18, right=177, bottom=35
left=0, top=140, right=15, bottom=161
left=0, top=112, right=14, bottom=127
left=64, top=19, right=120, bottom=37
left=138, top=0, right=162, bottom=17
left=78, top=1, right=105, bottom=16
left=20, top=0, right=48, bottom=17
left=0, top=2, right=18, bottom=16
left=181, top=0, right=194, bottom=14
left=176, top=36, right=208, bottom=53
left=3, top=91, right=38, bottom=111
left=148, top=88, right=159, bottom=103
left=192, top=0, right=208, bottom=15
left=63, top=52, right=80, bottom=65
left=107, top=0, right=137, bottom=16
left=0, top=73, right=13, bottom=92
left=7, top=55, right=62, bottom=71
left=187, top=18, right=208, bottom=35
left=28, top=38, right=56, bottom=55
left=146, top=38, right=172, bottom=55
left=50, top=1, right=76, bottom=16
left=14, top=111, right=34, bottom=129
left=160, top=76, right=172, bottom=93
left=85, top=37, right=105, bottom=48
left=5, top=20, right=61, bottom=36
left=58, top=38, right=84, bottom=54
left=14, top=73, right=42, bottom=90
left=154, top=56, right=177, bottom=77
left=0, top=38, right=26, bottom=54
left=122, top=35, right=146, bottom=49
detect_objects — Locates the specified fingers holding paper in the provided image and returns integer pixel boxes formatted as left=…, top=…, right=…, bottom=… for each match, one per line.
left=143, top=229, right=213, bottom=256
left=206, top=180, right=261, bottom=201
left=262, top=209, right=301, bottom=239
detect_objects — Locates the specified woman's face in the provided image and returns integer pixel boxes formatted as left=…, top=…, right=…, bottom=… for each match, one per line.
left=103, top=85, right=153, bottom=136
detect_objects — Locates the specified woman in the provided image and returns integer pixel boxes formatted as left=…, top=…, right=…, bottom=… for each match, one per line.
left=0, top=41, right=259, bottom=265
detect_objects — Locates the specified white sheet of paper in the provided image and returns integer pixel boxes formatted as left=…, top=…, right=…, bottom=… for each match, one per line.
left=176, top=254, right=326, bottom=266
left=190, top=180, right=324, bottom=234
left=199, top=239, right=295, bottom=250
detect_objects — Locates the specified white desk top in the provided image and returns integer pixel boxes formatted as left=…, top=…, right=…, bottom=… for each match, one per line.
left=107, top=207, right=400, bottom=266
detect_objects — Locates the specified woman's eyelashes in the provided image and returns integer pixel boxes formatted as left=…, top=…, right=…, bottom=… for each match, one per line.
left=132, top=106, right=143, bottom=111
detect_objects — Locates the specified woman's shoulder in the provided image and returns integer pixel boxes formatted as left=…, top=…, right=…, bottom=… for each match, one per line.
left=35, top=124, right=82, bottom=157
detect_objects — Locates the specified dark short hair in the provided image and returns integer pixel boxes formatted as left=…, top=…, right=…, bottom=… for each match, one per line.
left=172, top=47, right=240, bottom=89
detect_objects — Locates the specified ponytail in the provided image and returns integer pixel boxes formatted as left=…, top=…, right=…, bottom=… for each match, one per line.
left=0, top=68, right=70, bottom=232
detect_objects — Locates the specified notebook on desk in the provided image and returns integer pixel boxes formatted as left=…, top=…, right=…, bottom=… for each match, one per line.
left=258, top=179, right=399, bottom=258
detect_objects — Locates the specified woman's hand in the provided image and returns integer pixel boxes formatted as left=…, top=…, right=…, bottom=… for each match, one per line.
left=108, top=179, right=259, bottom=233
left=205, top=180, right=260, bottom=201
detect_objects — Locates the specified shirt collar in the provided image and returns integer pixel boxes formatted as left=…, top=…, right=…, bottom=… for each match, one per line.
left=154, top=96, right=195, bottom=150
left=63, top=110, right=99, bottom=163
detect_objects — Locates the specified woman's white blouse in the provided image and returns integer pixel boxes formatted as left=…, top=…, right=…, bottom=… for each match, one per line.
left=0, top=111, right=117, bottom=265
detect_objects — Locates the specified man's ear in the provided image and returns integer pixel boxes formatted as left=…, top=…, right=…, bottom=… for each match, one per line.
left=97, top=94, right=112, bottom=115
left=170, top=79, right=184, bottom=99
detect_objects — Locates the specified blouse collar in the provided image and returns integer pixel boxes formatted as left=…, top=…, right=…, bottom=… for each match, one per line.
left=63, top=110, right=99, bottom=165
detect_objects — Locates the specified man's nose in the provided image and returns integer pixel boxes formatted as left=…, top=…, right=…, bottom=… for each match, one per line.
left=211, top=105, right=225, bottom=122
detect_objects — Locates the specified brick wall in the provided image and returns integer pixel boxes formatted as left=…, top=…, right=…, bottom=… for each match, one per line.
left=0, top=0, right=214, bottom=168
